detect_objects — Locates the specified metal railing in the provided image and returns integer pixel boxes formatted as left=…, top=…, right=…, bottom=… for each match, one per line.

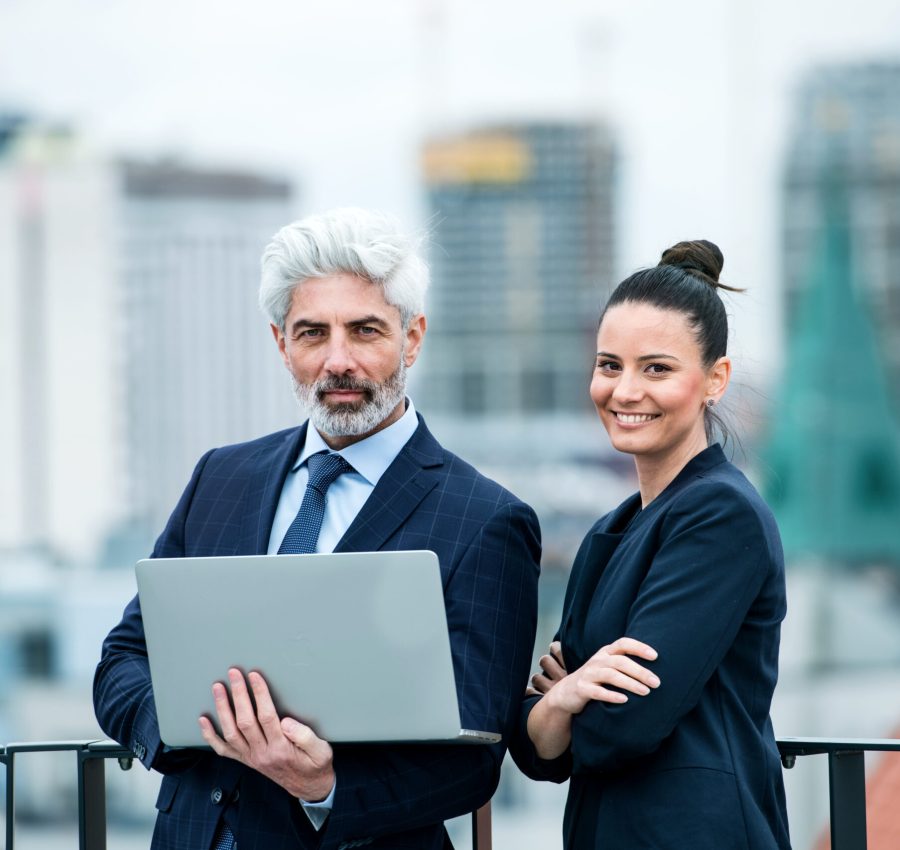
left=778, top=736, right=900, bottom=850
left=1, top=739, right=133, bottom=850
left=0, top=739, right=490, bottom=850
left=3, top=737, right=899, bottom=850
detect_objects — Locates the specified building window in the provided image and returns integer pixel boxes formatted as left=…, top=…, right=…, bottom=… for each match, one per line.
left=522, top=369, right=555, bottom=413
left=20, top=628, right=54, bottom=679
left=461, top=369, right=485, bottom=414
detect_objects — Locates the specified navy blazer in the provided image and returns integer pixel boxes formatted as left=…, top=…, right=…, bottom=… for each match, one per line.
left=512, top=445, right=791, bottom=850
left=94, top=415, right=541, bottom=850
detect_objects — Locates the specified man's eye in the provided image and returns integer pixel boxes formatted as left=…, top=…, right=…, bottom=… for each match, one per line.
left=298, top=328, right=323, bottom=339
left=357, top=326, right=378, bottom=336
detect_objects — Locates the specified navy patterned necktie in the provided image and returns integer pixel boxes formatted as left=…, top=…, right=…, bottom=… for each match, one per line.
left=277, top=451, right=354, bottom=554
left=211, top=822, right=236, bottom=849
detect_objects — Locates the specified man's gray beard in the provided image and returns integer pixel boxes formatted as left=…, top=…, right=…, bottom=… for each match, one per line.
left=291, top=360, right=408, bottom=438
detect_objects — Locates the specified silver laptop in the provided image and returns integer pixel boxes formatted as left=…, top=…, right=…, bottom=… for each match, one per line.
left=136, top=550, right=501, bottom=747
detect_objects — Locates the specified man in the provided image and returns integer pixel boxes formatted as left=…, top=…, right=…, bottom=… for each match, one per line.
left=94, top=208, right=541, bottom=850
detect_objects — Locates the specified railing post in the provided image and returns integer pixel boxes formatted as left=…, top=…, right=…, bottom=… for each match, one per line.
left=2, top=747, right=14, bottom=850
left=78, top=750, right=108, bottom=850
left=1, top=740, right=134, bottom=850
left=829, top=750, right=867, bottom=850
left=472, top=801, right=491, bottom=850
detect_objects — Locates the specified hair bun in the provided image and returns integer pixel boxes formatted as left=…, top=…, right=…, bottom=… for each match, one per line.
left=659, top=240, right=724, bottom=285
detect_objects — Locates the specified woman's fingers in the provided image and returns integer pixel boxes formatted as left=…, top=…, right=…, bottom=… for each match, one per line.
left=611, top=655, right=661, bottom=688
left=602, top=637, right=658, bottom=661
left=531, top=637, right=661, bottom=710
left=548, top=641, right=566, bottom=670
left=528, top=641, right=570, bottom=695
left=577, top=681, right=629, bottom=704
left=530, top=672, right=554, bottom=694
left=582, top=651, right=661, bottom=693
left=539, top=652, right=567, bottom=682
left=585, top=664, right=657, bottom=695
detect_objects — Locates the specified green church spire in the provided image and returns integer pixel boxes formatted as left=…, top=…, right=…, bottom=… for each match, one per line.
left=763, top=167, right=900, bottom=565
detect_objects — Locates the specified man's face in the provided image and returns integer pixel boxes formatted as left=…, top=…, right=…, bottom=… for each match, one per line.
left=272, top=273, right=426, bottom=448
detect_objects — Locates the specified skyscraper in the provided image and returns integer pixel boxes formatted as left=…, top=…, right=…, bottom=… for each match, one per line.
left=420, top=122, right=616, bottom=434
left=117, top=160, right=297, bottom=544
left=417, top=120, right=625, bottom=563
left=782, top=61, right=900, bottom=402
left=766, top=170, right=900, bottom=566
left=0, top=124, right=296, bottom=560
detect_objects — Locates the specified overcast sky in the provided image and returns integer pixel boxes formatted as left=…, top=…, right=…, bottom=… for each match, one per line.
left=2, top=0, right=900, bottom=385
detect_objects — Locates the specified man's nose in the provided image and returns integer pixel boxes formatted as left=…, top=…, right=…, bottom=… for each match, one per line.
left=321, top=334, right=356, bottom=374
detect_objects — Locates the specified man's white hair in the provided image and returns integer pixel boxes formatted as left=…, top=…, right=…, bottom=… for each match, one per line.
left=259, top=207, right=429, bottom=330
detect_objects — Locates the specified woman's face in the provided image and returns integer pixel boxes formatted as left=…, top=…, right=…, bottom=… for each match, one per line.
left=590, top=302, right=726, bottom=461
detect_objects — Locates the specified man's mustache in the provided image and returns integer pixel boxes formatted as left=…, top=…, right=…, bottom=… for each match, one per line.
left=315, top=375, right=376, bottom=401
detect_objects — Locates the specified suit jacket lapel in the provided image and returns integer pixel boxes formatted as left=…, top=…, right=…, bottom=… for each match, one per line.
left=561, top=531, right=626, bottom=658
left=560, top=494, right=641, bottom=665
left=335, top=416, right=442, bottom=553
left=236, top=424, right=307, bottom=555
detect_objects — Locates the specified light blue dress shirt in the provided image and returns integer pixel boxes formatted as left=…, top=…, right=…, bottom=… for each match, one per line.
left=267, top=399, right=419, bottom=557
left=266, top=399, right=419, bottom=828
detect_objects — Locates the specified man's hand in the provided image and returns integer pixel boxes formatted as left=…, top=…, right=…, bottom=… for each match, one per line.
left=199, top=668, right=335, bottom=802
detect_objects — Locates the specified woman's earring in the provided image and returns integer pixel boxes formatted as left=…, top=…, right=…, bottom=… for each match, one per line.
left=706, top=398, right=716, bottom=408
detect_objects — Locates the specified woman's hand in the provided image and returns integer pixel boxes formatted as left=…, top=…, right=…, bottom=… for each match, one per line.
left=526, top=637, right=660, bottom=760
left=527, top=640, right=567, bottom=696
left=548, top=637, right=660, bottom=714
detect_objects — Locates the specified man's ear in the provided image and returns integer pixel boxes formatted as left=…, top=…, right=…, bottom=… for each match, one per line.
left=271, top=323, right=290, bottom=369
left=403, top=314, right=427, bottom=367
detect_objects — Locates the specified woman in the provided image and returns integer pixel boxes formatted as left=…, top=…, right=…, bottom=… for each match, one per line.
left=511, top=241, right=791, bottom=849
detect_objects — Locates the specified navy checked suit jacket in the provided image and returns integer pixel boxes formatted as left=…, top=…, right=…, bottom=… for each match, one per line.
left=94, top=414, right=541, bottom=850
left=511, top=445, right=791, bottom=850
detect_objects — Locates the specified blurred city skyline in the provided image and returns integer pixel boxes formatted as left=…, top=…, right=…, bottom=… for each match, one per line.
left=3, top=4, right=900, bottom=847
left=2, top=0, right=900, bottom=390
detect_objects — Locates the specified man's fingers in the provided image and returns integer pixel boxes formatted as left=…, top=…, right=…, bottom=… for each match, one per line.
left=211, top=681, right=245, bottom=746
left=198, top=715, right=229, bottom=756
left=281, top=718, right=333, bottom=766
left=248, top=671, right=282, bottom=737
left=228, top=669, right=266, bottom=748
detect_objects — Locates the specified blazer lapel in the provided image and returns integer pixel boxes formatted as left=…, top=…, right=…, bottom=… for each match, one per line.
left=561, top=531, right=626, bottom=658
left=335, top=416, right=442, bottom=553
left=236, top=424, right=307, bottom=555
left=560, top=494, right=640, bottom=665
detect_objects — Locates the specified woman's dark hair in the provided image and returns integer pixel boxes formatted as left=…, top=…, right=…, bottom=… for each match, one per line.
left=598, top=239, right=744, bottom=444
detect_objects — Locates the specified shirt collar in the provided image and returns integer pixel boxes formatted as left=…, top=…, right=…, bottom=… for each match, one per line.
left=294, top=398, right=419, bottom=486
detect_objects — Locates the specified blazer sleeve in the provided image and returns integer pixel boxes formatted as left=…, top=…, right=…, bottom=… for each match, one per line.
left=507, top=524, right=605, bottom=783
left=92, top=449, right=215, bottom=774
left=316, top=500, right=541, bottom=850
left=569, top=481, right=778, bottom=774
left=507, top=695, right=574, bottom=784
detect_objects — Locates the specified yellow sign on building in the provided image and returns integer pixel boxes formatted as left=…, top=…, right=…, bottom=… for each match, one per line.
left=422, top=134, right=533, bottom=185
